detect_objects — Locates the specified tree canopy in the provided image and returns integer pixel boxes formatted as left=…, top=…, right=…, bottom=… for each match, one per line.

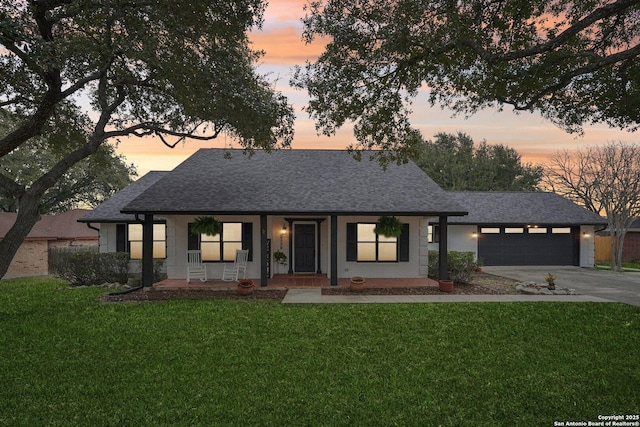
left=0, top=0, right=295, bottom=278
left=293, top=0, right=640, bottom=164
left=412, top=132, right=543, bottom=191
left=544, top=142, right=640, bottom=272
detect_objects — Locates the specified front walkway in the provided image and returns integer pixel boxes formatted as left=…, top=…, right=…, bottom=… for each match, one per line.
left=281, top=288, right=616, bottom=304
left=153, top=274, right=438, bottom=290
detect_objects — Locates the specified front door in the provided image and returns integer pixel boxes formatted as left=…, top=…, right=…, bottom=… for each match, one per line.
left=294, top=224, right=315, bottom=272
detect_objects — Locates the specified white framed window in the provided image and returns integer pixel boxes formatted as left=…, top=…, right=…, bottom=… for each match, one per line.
left=201, top=222, right=243, bottom=262
left=128, top=223, right=166, bottom=259
left=356, top=223, right=398, bottom=262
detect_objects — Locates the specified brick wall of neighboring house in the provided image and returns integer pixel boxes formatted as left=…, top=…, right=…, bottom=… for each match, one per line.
left=4, top=240, right=50, bottom=279
left=623, top=232, right=640, bottom=262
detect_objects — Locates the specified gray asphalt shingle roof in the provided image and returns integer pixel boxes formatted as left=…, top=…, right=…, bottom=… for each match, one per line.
left=445, top=191, right=607, bottom=225
left=78, top=171, right=168, bottom=223
left=121, top=149, right=467, bottom=216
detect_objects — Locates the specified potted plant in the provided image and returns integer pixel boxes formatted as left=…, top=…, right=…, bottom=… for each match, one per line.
left=350, top=276, right=366, bottom=292
left=237, top=279, right=254, bottom=296
left=438, top=279, right=454, bottom=292
left=190, top=216, right=222, bottom=236
left=374, top=216, right=403, bottom=238
left=274, top=250, right=287, bottom=274
left=544, top=273, right=556, bottom=290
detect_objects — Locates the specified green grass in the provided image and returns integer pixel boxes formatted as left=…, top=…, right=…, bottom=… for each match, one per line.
left=596, top=261, right=640, bottom=270
left=1, top=277, right=639, bottom=426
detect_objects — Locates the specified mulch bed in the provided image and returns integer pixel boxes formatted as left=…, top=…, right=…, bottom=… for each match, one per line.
left=101, top=272, right=518, bottom=303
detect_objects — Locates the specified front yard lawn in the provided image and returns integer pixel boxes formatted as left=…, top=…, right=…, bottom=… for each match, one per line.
left=1, top=277, right=639, bottom=426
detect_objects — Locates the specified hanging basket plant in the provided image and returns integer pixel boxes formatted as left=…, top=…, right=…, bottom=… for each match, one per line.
left=190, top=216, right=222, bottom=236
left=374, top=216, right=403, bottom=238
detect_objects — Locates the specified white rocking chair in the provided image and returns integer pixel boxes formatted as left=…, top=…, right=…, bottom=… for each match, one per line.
left=186, top=250, right=207, bottom=283
left=222, top=249, right=249, bottom=281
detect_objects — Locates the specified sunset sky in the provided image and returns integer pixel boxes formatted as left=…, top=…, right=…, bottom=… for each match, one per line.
left=115, top=0, right=638, bottom=177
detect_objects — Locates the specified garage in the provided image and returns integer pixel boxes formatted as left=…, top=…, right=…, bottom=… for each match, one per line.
left=478, top=226, right=580, bottom=266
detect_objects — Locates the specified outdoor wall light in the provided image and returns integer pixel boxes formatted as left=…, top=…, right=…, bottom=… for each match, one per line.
left=582, top=232, right=590, bottom=238
left=280, top=225, right=287, bottom=235
left=471, top=232, right=479, bottom=238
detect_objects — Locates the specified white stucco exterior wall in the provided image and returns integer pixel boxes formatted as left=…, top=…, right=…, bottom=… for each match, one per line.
left=580, top=225, right=596, bottom=267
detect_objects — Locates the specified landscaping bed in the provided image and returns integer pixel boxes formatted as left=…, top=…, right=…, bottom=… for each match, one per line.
left=102, top=272, right=518, bottom=302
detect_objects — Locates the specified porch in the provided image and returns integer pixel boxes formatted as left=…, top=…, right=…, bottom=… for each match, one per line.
left=153, top=274, right=438, bottom=290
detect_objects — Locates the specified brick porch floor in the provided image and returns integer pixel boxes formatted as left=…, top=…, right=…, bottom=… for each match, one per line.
left=153, top=274, right=438, bottom=290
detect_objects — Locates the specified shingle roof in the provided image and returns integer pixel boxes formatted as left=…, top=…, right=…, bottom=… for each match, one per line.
left=78, top=171, right=167, bottom=223
left=445, top=191, right=607, bottom=225
left=0, top=209, right=98, bottom=240
left=122, top=149, right=467, bottom=216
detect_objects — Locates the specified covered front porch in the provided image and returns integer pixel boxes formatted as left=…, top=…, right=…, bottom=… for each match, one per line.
left=153, top=274, right=438, bottom=290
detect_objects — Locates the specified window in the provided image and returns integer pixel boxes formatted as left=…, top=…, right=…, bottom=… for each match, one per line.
left=189, top=222, right=253, bottom=262
left=127, top=223, right=166, bottom=259
left=481, top=227, right=500, bottom=234
left=505, top=227, right=524, bottom=234
left=552, top=227, right=571, bottom=234
left=346, top=222, right=409, bottom=262
left=427, top=225, right=440, bottom=243
left=528, top=227, right=548, bottom=234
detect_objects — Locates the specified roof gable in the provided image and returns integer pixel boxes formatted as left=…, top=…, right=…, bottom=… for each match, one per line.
left=122, top=149, right=467, bottom=216
left=78, top=171, right=168, bottom=223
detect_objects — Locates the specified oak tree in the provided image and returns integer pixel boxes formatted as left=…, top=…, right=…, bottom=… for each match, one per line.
left=0, top=0, right=294, bottom=278
left=544, top=142, right=640, bottom=271
left=412, top=132, right=543, bottom=191
left=293, top=0, right=640, bottom=165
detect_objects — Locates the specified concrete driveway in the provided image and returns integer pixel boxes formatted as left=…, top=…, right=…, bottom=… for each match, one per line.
left=483, top=266, right=640, bottom=307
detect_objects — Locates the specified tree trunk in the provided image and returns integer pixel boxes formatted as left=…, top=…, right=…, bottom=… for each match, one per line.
left=0, top=194, right=43, bottom=278
left=610, top=231, right=626, bottom=272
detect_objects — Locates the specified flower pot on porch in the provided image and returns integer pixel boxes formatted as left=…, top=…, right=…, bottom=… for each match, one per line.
left=350, top=276, right=366, bottom=293
left=438, top=279, right=454, bottom=293
left=237, top=279, right=255, bottom=296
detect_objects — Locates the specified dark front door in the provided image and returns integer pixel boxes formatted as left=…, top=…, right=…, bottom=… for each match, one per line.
left=294, top=224, right=316, bottom=272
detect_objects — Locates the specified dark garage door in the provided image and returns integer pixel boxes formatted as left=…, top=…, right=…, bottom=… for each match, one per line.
left=478, top=226, right=580, bottom=266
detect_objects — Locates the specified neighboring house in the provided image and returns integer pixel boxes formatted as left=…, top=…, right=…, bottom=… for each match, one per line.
left=0, top=209, right=99, bottom=278
left=428, top=192, right=607, bottom=267
left=80, top=149, right=467, bottom=286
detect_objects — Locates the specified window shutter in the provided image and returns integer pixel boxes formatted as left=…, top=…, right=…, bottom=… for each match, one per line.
left=116, top=224, right=127, bottom=253
left=242, top=222, right=253, bottom=261
left=398, top=223, right=410, bottom=262
left=187, top=223, right=199, bottom=250
left=346, top=223, right=357, bottom=261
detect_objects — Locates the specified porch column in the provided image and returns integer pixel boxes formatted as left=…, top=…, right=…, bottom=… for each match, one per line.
left=438, top=215, right=449, bottom=280
left=260, top=214, right=268, bottom=287
left=330, top=215, right=338, bottom=286
left=142, top=214, right=154, bottom=287
left=316, top=219, right=323, bottom=274
left=287, top=219, right=294, bottom=274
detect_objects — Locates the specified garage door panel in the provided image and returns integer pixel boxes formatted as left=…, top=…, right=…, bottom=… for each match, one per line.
left=478, top=227, right=577, bottom=266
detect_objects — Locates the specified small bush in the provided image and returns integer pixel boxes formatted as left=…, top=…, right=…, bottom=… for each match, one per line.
left=428, top=250, right=478, bottom=284
left=50, top=248, right=129, bottom=286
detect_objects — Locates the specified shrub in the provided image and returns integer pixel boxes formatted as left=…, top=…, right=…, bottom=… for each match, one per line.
left=428, top=250, right=478, bottom=284
left=50, top=248, right=129, bottom=286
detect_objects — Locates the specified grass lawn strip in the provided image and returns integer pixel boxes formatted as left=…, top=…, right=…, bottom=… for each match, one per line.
left=1, top=277, right=639, bottom=426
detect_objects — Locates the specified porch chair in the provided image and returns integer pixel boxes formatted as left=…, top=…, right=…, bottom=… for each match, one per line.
left=186, top=250, right=207, bottom=283
left=222, top=249, right=249, bottom=281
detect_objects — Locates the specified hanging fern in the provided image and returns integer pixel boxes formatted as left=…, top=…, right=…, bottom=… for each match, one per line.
left=190, top=216, right=222, bottom=236
left=374, top=216, right=403, bottom=238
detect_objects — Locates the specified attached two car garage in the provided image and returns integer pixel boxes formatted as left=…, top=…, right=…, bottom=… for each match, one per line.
left=440, top=192, right=607, bottom=268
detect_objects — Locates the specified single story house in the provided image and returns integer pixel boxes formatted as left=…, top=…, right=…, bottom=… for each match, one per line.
left=79, top=149, right=467, bottom=286
left=428, top=192, right=607, bottom=267
left=80, top=149, right=607, bottom=286
left=1, top=209, right=99, bottom=278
